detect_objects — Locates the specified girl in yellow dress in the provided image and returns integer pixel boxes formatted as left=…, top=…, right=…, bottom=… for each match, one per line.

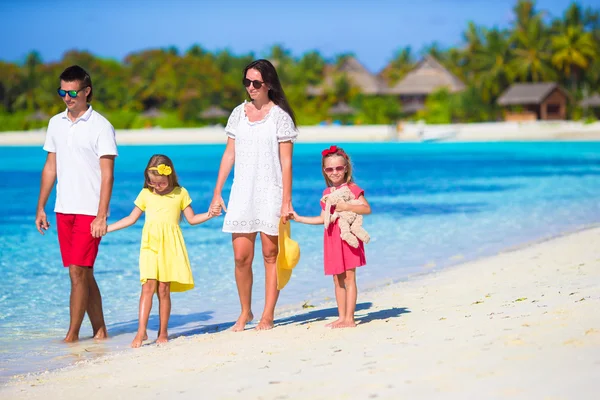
left=108, top=154, right=219, bottom=348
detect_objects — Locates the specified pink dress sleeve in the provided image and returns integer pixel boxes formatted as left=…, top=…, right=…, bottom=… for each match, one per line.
left=348, top=183, right=364, bottom=199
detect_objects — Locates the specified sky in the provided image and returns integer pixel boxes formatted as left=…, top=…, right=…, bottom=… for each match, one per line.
left=1, top=0, right=597, bottom=72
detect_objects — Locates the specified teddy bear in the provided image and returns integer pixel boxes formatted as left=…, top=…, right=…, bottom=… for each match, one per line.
left=321, top=186, right=370, bottom=248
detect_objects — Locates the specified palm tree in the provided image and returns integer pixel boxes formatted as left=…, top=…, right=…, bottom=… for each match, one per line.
left=509, top=17, right=555, bottom=82
left=472, top=28, right=514, bottom=102
left=380, top=46, right=414, bottom=86
left=266, top=44, right=294, bottom=83
left=421, top=42, right=447, bottom=63
left=551, top=25, right=597, bottom=90
left=14, top=51, right=43, bottom=111
left=295, top=50, right=326, bottom=86
left=0, top=62, right=22, bottom=112
left=511, top=0, right=543, bottom=34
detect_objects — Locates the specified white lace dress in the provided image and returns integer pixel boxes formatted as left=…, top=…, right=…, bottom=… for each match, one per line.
left=222, top=102, right=298, bottom=236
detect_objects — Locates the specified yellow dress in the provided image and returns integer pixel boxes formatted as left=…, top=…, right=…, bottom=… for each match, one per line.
left=134, top=187, right=194, bottom=292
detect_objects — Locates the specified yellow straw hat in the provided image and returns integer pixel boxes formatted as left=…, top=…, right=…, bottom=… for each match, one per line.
left=276, top=219, right=300, bottom=290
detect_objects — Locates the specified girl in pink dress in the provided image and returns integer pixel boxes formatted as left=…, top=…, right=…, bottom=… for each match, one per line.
left=292, top=145, right=371, bottom=328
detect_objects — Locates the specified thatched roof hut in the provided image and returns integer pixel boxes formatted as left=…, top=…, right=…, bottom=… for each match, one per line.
left=200, top=106, right=229, bottom=119
left=387, top=55, right=465, bottom=95
left=307, top=56, right=386, bottom=96
left=328, top=102, right=356, bottom=116
left=497, top=83, right=569, bottom=106
left=140, top=107, right=164, bottom=118
left=497, top=83, right=570, bottom=121
left=580, top=93, right=600, bottom=108
left=26, top=110, right=49, bottom=121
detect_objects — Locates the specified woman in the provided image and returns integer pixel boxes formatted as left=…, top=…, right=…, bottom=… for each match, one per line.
left=211, top=59, right=298, bottom=331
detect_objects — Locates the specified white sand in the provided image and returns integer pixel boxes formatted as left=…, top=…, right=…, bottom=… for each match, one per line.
left=1, top=120, right=600, bottom=146
left=3, top=227, right=599, bottom=399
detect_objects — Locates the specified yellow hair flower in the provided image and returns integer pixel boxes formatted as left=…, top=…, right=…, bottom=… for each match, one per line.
left=149, top=164, right=172, bottom=176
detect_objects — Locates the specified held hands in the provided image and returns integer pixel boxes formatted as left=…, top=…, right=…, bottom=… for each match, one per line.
left=280, top=202, right=295, bottom=224
left=208, top=203, right=223, bottom=217
left=210, top=194, right=227, bottom=216
left=90, top=216, right=108, bottom=238
left=289, top=210, right=300, bottom=222
left=35, top=210, right=50, bottom=235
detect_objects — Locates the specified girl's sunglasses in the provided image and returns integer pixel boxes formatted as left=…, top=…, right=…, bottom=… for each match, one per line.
left=242, top=78, right=265, bottom=89
left=324, top=166, right=346, bottom=174
left=57, top=87, right=88, bottom=98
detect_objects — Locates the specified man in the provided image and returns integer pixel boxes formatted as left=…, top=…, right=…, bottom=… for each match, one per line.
left=35, top=65, right=117, bottom=342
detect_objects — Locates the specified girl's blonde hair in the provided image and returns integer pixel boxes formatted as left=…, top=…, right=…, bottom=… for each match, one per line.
left=143, top=154, right=180, bottom=190
left=321, top=145, right=354, bottom=187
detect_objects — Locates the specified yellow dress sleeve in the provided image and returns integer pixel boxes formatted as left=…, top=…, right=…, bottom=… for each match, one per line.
left=180, top=187, right=192, bottom=210
left=134, top=189, right=148, bottom=211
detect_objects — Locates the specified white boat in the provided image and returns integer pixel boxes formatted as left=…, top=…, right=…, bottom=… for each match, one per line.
left=417, top=121, right=457, bottom=142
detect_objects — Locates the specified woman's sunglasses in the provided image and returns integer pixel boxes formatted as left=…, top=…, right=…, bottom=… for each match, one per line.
left=324, top=166, right=347, bottom=174
left=242, top=78, right=265, bottom=89
left=57, top=87, right=88, bottom=98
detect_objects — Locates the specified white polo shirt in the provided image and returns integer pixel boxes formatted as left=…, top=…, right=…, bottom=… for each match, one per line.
left=43, top=105, right=118, bottom=216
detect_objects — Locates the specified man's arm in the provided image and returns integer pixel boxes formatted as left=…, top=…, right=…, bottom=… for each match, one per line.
left=91, top=155, right=115, bottom=238
left=35, top=153, right=57, bottom=235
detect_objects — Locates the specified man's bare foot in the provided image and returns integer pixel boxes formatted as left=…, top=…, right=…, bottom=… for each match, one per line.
left=93, top=327, right=108, bottom=340
left=63, top=334, right=79, bottom=343
left=131, top=332, right=147, bottom=348
left=156, top=333, right=168, bottom=344
left=325, top=319, right=342, bottom=328
left=231, top=311, right=254, bottom=332
left=332, top=320, right=357, bottom=329
left=256, top=318, right=274, bottom=331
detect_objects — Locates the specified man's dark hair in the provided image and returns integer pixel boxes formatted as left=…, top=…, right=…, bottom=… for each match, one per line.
left=59, top=65, right=93, bottom=102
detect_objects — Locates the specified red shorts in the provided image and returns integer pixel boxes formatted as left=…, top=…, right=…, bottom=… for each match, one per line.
left=56, top=213, right=102, bottom=268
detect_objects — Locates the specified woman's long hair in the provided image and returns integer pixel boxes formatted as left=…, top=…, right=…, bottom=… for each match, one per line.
left=243, top=59, right=297, bottom=127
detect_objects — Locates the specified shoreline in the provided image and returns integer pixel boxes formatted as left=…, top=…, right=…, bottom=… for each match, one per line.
left=3, top=226, right=599, bottom=399
left=2, top=120, right=600, bottom=145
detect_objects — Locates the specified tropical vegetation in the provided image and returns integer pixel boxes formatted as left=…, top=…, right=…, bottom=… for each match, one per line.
left=1, top=0, right=599, bottom=130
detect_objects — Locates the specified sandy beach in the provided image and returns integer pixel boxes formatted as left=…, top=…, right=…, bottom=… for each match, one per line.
left=2, top=226, right=599, bottom=399
left=1, top=120, right=600, bottom=145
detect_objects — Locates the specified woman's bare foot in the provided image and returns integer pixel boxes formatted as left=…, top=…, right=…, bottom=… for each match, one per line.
left=131, top=332, right=148, bottom=348
left=231, top=311, right=254, bottom=332
left=325, top=319, right=342, bottom=328
left=332, top=320, right=357, bottom=329
left=256, top=318, right=274, bottom=331
left=156, top=333, right=168, bottom=344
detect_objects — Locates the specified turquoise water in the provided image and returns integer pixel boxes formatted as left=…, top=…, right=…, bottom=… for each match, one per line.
left=2, top=141, right=600, bottom=381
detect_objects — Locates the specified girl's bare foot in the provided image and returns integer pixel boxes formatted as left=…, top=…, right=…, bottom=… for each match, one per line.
left=325, top=319, right=342, bottom=328
left=131, top=332, right=147, bottom=348
left=231, top=311, right=254, bottom=332
left=332, top=320, right=357, bottom=329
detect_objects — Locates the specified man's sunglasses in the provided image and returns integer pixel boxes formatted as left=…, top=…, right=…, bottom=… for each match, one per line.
left=324, top=166, right=347, bottom=174
left=242, top=78, right=265, bottom=89
left=57, top=87, right=88, bottom=98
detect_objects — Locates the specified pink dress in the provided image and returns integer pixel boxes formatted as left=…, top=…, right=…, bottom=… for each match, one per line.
left=321, top=183, right=367, bottom=275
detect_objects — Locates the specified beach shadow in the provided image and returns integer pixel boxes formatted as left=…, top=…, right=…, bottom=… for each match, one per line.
left=107, top=311, right=215, bottom=335
left=274, top=302, right=373, bottom=327
left=356, top=307, right=410, bottom=325
left=172, top=320, right=237, bottom=337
